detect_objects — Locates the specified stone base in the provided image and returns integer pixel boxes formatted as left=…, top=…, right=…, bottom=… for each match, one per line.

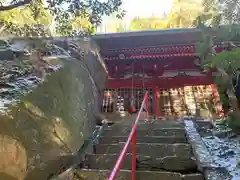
left=102, top=128, right=186, bottom=137
left=83, top=154, right=197, bottom=172
left=99, top=136, right=187, bottom=144
left=95, top=143, right=192, bottom=157
left=184, top=120, right=232, bottom=179
left=74, top=169, right=204, bottom=180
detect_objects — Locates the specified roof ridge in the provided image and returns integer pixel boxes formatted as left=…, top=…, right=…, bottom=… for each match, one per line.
left=93, top=28, right=200, bottom=39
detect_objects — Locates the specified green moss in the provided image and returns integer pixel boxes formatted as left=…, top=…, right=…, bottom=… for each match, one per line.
left=228, top=112, right=240, bottom=131
left=0, top=56, right=107, bottom=180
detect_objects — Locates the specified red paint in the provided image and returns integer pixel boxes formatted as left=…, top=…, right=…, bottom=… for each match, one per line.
left=210, top=84, right=222, bottom=115
left=145, top=96, right=149, bottom=120
left=129, top=105, right=136, bottom=113
left=106, top=57, right=202, bottom=79
left=103, top=43, right=219, bottom=118
left=105, top=53, right=196, bottom=60
left=154, top=87, right=160, bottom=117
left=107, top=75, right=213, bottom=89
left=101, top=44, right=196, bottom=55
left=108, top=91, right=149, bottom=180
left=131, top=131, right=136, bottom=180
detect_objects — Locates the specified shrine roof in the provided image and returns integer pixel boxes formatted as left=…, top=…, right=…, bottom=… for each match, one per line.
left=92, top=28, right=201, bottom=50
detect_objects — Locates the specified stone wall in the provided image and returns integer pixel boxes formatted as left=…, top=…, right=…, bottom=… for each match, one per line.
left=0, top=38, right=108, bottom=180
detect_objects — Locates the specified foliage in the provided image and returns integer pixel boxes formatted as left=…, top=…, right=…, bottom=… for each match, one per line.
left=129, top=16, right=168, bottom=30
left=195, top=0, right=240, bottom=114
left=55, top=13, right=97, bottom=36
left=128, top=0, right=210, bottom=31
left=167, top=0, right=203, bottom=28
left=0, top=0, right=125, bottom=36
left=211, top=48, right=240, bottom=70
left=0, top=3, right=52, bottom=36
left=218, top=0, right=240, bottom=24
left=195, top=0, right=240, bottom=68
left=228, top=111, right=240, bottom=129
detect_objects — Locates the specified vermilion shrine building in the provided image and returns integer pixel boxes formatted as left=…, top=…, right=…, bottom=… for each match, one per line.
left=93, top=28, right=222, bottom=117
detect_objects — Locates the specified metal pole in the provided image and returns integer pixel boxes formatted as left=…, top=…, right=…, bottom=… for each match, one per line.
left=145, top=96, right=149, bottom=121
left=108, top=91, right=148, bottom=180
left=131, top=131, right=136, bottom=180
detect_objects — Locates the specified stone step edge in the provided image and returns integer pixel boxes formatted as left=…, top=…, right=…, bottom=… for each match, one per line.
left=98, top=136, right=187, bottom=144
left=86, top=153, right=195, bottom=157
left=96, top=142, right=190, bottom=146
left=87, top=153, right=134, bottom=156
left=99, top=135, right=187, bottom=139
left=112, top=120, right=184, bottom=124
left=75, top=169, right=204, bottom=180
left=86, top=153, right=194, bottom=161
left=77, top=168, right=181, bottom=174
left=105, top=127, right=186, bottom=131
left=184, top=120, right=232, bottom=180
left=85, top=153, right=195, bottom=161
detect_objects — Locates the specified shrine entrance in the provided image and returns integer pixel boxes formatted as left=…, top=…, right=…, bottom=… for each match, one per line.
left=101, top=88, right=153, bottom=113
left=159, top=85, right=221, bottom=118
left=93, top=29, right=226, bottom=118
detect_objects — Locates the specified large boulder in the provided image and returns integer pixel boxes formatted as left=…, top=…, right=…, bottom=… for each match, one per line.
left=0, top=37, right=107, bottom=180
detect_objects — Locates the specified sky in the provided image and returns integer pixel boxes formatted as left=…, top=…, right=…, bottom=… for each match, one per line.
left=98, top=0, right=174, bottom=32
left=122, top=0, right=174, bottom=20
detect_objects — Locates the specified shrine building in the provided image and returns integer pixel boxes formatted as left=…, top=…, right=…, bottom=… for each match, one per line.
left=92, top=28, right=223, bottom=117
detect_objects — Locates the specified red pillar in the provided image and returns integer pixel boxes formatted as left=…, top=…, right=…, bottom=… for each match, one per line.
left=210, top=84, right=222, bottom=116
left=154, top=86, right=161, bottom=117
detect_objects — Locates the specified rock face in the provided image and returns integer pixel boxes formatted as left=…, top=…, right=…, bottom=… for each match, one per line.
left=0, top=38, right=107, bottom=180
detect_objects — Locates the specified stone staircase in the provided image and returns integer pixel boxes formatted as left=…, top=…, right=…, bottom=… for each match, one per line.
left=74, top=120, right=205, bottom=180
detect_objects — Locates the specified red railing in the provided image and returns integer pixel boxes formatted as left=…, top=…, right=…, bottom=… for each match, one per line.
left=108, top=91, right=149, bottom=180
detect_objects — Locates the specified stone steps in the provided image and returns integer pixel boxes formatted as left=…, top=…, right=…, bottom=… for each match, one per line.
left=95, top=143, right=192, bottom=157
left=71, top=119, right=204, bottom=180
left=74, top=169, right=204, bottom=180
left=109, top=120, right=185, bottom=129
left=102, top=128, right=186, bottom=137
left=83, top=154, right=197, bottom=171
left=99, top=136, right=187, bottom=144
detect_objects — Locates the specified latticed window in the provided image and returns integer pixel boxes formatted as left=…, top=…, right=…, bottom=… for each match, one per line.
left=101, top=88, right=153, bottom=113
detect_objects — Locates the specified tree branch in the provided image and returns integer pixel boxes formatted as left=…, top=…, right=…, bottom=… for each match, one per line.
left=0, top=0, right=32, bottom=11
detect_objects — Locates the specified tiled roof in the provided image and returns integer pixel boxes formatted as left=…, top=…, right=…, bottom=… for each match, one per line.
left=92, top=28, right=201, bottom=50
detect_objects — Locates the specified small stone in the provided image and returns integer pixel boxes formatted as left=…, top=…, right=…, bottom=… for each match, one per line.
left=213, top=130, right=231, bottom=139
left=195, top=120, right=213, bottom=129
left=153, top=156, right=197, bottom=172
left=182, top=173, right=204, bottom=180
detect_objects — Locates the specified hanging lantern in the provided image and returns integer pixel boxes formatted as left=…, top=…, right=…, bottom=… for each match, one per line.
left=172, top=46, right=175, bottom=53
left=190, top=46, right=194, bottom=53
left=194, top=58, right=200, bottom=66
left=183, top=46, right=186, bottom=52
left=154, top=64, right=157, bottom=69
left=162, top=47, right=165, bottom=53
left=104, top=91, right=112, bottom=97
left=179, top=47, right=183, bottom=53
left=119, top=53, right=125, bottom=60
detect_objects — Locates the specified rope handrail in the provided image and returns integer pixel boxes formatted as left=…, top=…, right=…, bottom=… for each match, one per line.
left=108, top=91, right=149, bottom=180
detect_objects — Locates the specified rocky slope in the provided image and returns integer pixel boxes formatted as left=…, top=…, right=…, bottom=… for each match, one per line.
left=0, top=37, right=107, bottom=180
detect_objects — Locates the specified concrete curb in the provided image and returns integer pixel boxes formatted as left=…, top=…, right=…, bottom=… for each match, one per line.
left=184, top=120, right=232, bottom=180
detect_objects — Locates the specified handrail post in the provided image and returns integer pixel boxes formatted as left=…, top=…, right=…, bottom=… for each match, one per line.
left=145, top=92, right=149, bottom=120
left=108, top=91, right=148, bottom=180
left=131, top=130, right=136, bottom=180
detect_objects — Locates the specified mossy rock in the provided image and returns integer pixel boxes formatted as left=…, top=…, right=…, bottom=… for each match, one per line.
left=0, top=38, right=107, bottom=180
left=228, top=111, right=240, bottom=132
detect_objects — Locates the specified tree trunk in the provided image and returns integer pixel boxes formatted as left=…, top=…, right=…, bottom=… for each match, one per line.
left=227, top=88, right=239, bottom=112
